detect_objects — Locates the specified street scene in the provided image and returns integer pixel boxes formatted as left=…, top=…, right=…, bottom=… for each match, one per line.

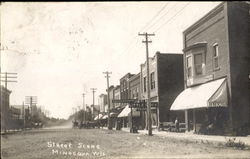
left=1, top=1, right=250, bottom=159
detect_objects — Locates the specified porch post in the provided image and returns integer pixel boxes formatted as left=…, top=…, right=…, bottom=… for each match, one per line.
left=193, top=109, right=196, bottom=133
left=185, top=110, right=189, bottom=131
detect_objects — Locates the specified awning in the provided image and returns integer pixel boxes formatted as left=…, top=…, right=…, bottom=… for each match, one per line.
left=118, top=105, right=140, bottom=118
left=94, top=114, right=103, bottom=120
left=110, top=112, right=118, bottom=118
left=102, top=115, right=108, bottom=119
left=170, top=78, right=228, bottom=110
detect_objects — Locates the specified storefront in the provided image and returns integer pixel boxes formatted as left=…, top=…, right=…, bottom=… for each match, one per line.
left=117, top=105, right=140, bottom=129
left=170, top=78, right=229, bottom=135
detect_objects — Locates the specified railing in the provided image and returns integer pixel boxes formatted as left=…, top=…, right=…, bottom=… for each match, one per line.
left=160, top=122, right=186, bottom=132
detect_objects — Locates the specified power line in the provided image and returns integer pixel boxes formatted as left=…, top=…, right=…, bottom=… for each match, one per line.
left=118, top=3, right=169, bottom=59
left=144, top=3, right=178, bottom=32
left=120, top=3, right=176, bottom=57
left=154, top=2, right=190, bottom=33
left=140, top=2, right=169, bottom=32
left=0, top=72, right=18, bottom=89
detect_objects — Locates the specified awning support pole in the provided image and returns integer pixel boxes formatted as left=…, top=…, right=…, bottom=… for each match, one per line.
left=193, top=109, right=196, bottom=133
left=130, top=106, right=133, bottom=133
left=185, top=110, right=189, bottom=132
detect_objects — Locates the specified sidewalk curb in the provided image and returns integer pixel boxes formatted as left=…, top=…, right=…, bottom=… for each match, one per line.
left=116, top=127, right=250, bottom=147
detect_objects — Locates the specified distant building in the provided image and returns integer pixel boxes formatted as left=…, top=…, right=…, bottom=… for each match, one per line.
left=171, top=2, right=250, bottom=135
left=129, top=73, right=141, bottom=100
left=98, top=94, right=107, bottom=113
left=92, top=105, right=100, bottom=118
left=9, top=106, right=21, bottom=120
left=120, top=73, right=135, bottom=102
left=118, top=73, right=135, bottom=128
left=107, top=85, right=115, bottom=110
left=140, top=52, right=184, bottom=128
left=114, top=85, right=120, bottom=108
left=128, top=72, right=144, bottom=129
left=11, top=105, right=29, bottom=120
left=0, top=86, right=11, bottom=130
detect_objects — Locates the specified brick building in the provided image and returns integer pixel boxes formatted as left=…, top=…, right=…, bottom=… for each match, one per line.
left=128, top=73, right=144, bottom=129
left=108, top=85, right=115, bottom=110
left=171, top=2, right=250, bottom=135
left=114, top=85, right=120, bottom=108
left=120, top=73, right=135, bottom=102
left=140, top=52, right=184, bottom=128
left=117, top=73, right=135, bottom=128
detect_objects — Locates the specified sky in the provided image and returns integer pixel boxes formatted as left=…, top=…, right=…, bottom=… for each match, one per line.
left=1, top=1, right=221, bottom=119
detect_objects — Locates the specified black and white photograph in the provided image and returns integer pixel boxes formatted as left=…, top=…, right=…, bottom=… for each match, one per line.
left=1, top=1, right=250, bottom=159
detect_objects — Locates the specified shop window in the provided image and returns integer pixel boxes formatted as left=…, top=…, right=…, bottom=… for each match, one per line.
left=213, top=44, right=219, bottom=70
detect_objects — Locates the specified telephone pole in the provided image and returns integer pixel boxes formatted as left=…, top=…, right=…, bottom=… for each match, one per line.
left=90, top=88, right=97, bottom=120
left=0, top=72, right=17, bottom=89
left=22, top=101, right=26, bottom=130
left=138, top=32, right=155, bottom=136
left=103, top=71, right=112, bottom=130
left=82, top=93, right=85, bottom=110
left=25, top=96, right=37, bottom=117
left=82, top=93, right=85, bottom=122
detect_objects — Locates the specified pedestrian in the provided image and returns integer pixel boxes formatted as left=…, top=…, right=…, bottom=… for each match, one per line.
left=175, top=117, right=179, bottom=132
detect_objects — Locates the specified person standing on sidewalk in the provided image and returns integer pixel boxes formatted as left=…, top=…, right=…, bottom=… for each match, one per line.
left=175, top=117, right=179, bottom=132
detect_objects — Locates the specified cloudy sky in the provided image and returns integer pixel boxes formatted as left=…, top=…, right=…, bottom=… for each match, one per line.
left=1, top=2, right=221, bottom=119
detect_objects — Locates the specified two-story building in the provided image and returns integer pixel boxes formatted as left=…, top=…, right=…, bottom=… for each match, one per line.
left=98, top=94, right=108, bottom=113
left=117, top=73, right=135, bottom=128
left=140, top=52, right=184, bottom=129
left=171, top=2, right=250, bottom=135
left=128, top=73, right=144, bottom=129
left=114, top=85, right=121, bottom=108
left=108, top=85, right=115, bottom=110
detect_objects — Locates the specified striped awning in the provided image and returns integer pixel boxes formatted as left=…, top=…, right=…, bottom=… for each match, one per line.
left=170, top=78, right=228, bottom=110
left=118, top=105, right=140, bottom=118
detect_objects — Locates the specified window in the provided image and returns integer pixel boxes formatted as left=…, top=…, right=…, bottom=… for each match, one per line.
left=187, top=56, right=192, bottom=77
left=213, top=44, right=219, bottom=69
left=143, top=77, right=146, bottom=92
left=194, top=53, right=203, bottom=75
left=150, top=72, right=155, bottom=90
left=136, top=88, right=139, bottom=98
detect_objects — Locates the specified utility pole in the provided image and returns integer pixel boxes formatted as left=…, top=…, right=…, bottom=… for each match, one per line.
left=90, top=88, right=97, bottom=120
left=23, top=101, right=26, bottom=130
left=25, top=96, right=37, bottom=117
left=103, top=71, right=112, bottom=130
left=0, top=72, right=17, bottom=89
left=138, top=32, right=155, bottom=136
left=82, top=93, right=85, bottom=122
left=82, top=93, right=85, bottom=110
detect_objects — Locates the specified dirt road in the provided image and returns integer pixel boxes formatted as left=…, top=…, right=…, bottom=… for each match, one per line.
left=1, top=128, right=250, bottom=159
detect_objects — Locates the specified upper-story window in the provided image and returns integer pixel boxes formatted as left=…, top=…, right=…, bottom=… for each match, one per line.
left=185, top=44, right=206, bottom=78
left=213, top=43, right=219, bottom=70
left=136, top=87, right=139, bottom=98
left=143, top=77, right=146, bottom=92
left=186, top=56, right=192, bottom=78
left=150, top=72, right=155, bottom=90
left=194, top=53, right=203, bottom=75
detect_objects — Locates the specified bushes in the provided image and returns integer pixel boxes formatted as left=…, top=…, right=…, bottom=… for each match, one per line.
left=225, top=137, right=246, bottom=149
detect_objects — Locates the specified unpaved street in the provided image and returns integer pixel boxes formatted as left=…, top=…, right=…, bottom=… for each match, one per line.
left=1, top=128, right=250, bottom=159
